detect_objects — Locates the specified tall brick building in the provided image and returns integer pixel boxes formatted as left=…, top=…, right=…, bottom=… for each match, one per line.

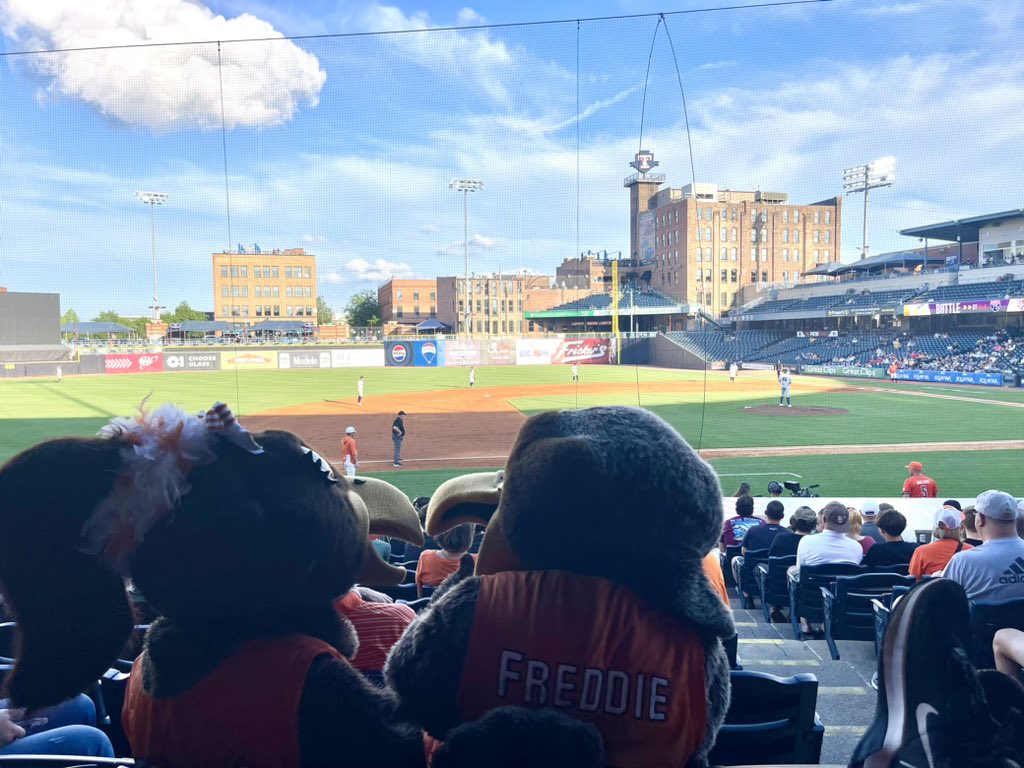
left=625, top=152, right=842, bottom=316
left=212, top=247, right=317, bottom=323
left=377, top=279, right=438, bottom=331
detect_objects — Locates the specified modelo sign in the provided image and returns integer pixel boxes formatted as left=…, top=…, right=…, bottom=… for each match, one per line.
left=104, top=353, right=164, bottom=374
left=279, top=351, right=326, bottom=369
left=385, top=341, right=412, bottom=367
left=163, top=352, right=221, bottom=371
left=552, top=338, right=613, bottom=365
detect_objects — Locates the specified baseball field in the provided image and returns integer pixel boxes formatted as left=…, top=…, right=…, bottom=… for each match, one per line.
left=1, top=364, right=1022, bottom=498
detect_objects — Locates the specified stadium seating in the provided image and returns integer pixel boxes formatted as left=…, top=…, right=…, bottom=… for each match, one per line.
left=820, top=573, right=915, bottom=660
left=705, top=670, right=825, bottom=766
left=756, top=555, right=797, bottom=623
left=545, top=289, right=679, bottom=313
left=788, top=563, right=865, bottom=640
left=969, top=597, right=1024, bottom=669
left=912, top=279, right=1024, bottom=304
left=737, top=548, right=771, bottom=605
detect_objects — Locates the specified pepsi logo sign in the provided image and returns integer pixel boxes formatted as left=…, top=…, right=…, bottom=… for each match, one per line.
left=391, top=344, right=409, bottom=363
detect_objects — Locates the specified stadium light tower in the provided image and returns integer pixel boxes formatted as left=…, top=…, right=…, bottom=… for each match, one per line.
left=448, top=178, right=483, bottom=337
left=135, top=191, right=171, bottom=323
left=842, top=158, right=894, bottom=260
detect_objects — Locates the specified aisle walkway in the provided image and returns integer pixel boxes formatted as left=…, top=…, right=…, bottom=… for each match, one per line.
left=731, top=604, right=879, bottom=765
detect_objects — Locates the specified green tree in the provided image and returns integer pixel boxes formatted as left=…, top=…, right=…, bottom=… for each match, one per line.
left=61, top=308, right=80, bottom=326
left=92, top=310, right=147, bottom=336
left=161, top=301, right=208, bottom=324
left=316, top=296, right=334, bottom=325
left=344, top=291, right=381, bottom=328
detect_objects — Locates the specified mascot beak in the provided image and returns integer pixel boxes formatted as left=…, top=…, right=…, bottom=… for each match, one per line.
left=425, top=471, right=521, bottom=575
left=348, top=477, right=424, bottom=587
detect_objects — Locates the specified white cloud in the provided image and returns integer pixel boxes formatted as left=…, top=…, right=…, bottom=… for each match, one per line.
left=0, top=0, right=326, bottom=132
left=470, top=234, right=500, bottom=249
left=344, top=258, right=412, bottom=282
left=320, top=271, right=345, bottom=284
left=421, top=224, right=439, bottom=235
left=301, top=233, right=326, bottom=244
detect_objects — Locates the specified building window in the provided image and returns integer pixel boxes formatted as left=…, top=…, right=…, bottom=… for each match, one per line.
left=286, top=287, right=293, bottom=298
left=730, top=208, right=737, bottom=221
left=762, top=271, right=768, bottom=282
left=783, top=230, right=789, bottom=243
left=705, top=227, right=712, bottom=241
left=255, top=286, right=262, bottom=298
left=730, top=227, right=737, bottom=241
left=825, top=211, right=832, bottom=225
left=431, top=306, right=437, bottom=316
left=230, top=266, right=238, bottom=278
left=720, top=247, right=727, bottom=261
left=264, top=285, right=271, bottom=297
left=413, top=291, right=420, bottom=301
left=783, top=248, right=789, bottom=262
left=307, top=306, right=313, bottom=316
left=704, top=206, right=712, bottom=220
left=824, top=249, right=830, bottom=259
left=272, top=267, right=279, bottom=278
left=231, top=305, right=239, bottom=317
left=761, top=248, right=768, bottom=261
left=272, top=286, right=280, bottom=298
left=220, top=266, right=228, bottom=277
left=231, top=285, right=239, bottom=297
left=255, top=306, right=263, bottom=316
left=814, top=210, right=820, bottom=224
left=430, top=291, right=437, bottom=301
left=696, top=228, right=702, bottom=242
left=696, top=207, right=703, bottom=221
left=221, top=286, right=228, bottom=297
left=413, top=305, right=420, bottom=316
left=286, top=306, right=294, bottom=317
left=793, top=249, right=800, bottom=260
left=760, top=229, right=767, bottom=242
left=824, top=231, right=831, bottom=244
left=730, top=269, right=738, bottom=283
left=240, top=266, right=247, bottom=278
left=705, top=269, right=712, bottom=281
left=794, top=231, right=801, bottom=244
left=242, top=306, right=249, bottom=317
left=783, top=270, right=788, bottom=282
left=285, top=267, right=292, bottom=279
left=696, top=271, right=703, bottom=282
left=397, top=290, right=403, bottom=302
left=813, top=230, right=820, bottom=243
left=264, top=305, right=271, bottom=316
left=750, top=229, right=757, bottom=242
left=721, top=227, right=727, bottom=241
left=751, top=208, right=758, bottom=221
left=760, top=212, right=767, bottom=223
left=783, top=210, right=789, bottom=224
left=221, top=305, right=228, bottom=316
left=241, top=286, right=248, bottom=297
left=304, top=267, right=311, bottom=279
left=730, top=248, right=737, bottom=261
left=721, top=292, right=728, bottom=306
left=751, top=271, right=758, bottom=282
left=476, top=321, right=483, bottom=333
left=721, top=269, right=728, bottom=282
left=793, top=211, right=800, bottom=224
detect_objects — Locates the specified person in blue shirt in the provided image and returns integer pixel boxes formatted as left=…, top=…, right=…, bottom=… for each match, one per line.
left=732, top=501, right=786, bottom=608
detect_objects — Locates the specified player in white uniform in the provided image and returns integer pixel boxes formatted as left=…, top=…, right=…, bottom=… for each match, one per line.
left=779, top=370, right=792, bottom=407
left=729, top=362, right=738, bottom=382
left=571, top=363, right=579, bottom=382
left=357, top=376, right=364, bottom=405
left=469, top=366, right=476, bottom=388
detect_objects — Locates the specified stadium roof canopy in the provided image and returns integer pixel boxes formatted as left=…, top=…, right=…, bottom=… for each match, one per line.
left=899, top=209, right=1024, bottom=243
left=60, top=321, right=134, bottom=334
left=248, top=320, right=306, bottom=332
left=177, top=321, right=231, bottom=333
left=414, top=318, right=451, bottom=331
left=803, top=249, right=947, bottom=277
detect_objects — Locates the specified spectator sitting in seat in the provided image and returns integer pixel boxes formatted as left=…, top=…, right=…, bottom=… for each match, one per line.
left=415, top=523, right=476, bottom=597
left=910, top=506, right=973, bottom=580
left=863, top=509, right=919, bottom=569
left=333, top=587, right=415, bottom=680
left=0, top=695, right=113, bottom=758
left=944, top=490, right=1024, bottom=601
left=962, top=505, right=983, bottom=547
left=769, top=506, right=818, bottom=558
left=704, top=552, right=730, bottom=607
left=848, top=509, right=876, bottom=557
left=730, top=500, right=785, bottom=609
left=720, top=494, right=762, bottom=553
left=860, top=500, right=885, bottom=544
left=403, top=496, right=438, bottom=562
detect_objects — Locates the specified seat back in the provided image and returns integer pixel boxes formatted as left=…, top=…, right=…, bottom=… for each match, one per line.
left=825, top=573, right=915, bottom=641
left=914, top=529, right=933, bottom=544
left=739, top=548, right=770, bottom=598
left=721, top=545, right=743, bottom=588
left=100, top=668, right=133, bottom=759
left=790, top=563, right=864, bottom=638
left=707, top=670, right=824, bottom=766
left=969, top=597, right=1024, bottom=668
left=870, top=563, right=910, bottom=576
left=871, top=598, right=891, bottom=658
left=759, top=555, right=797, bottom=610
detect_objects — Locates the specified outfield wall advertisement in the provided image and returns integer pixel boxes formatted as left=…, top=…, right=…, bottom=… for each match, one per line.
left=331, top=348, right=385, bottom=368
left=104, top=353, right=164, bottom=374
left=894, top=369, right=1004, bottom=386
left=802, top=364, right=886, bottom=379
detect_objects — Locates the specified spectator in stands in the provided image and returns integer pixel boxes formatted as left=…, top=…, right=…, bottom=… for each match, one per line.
left=415, top=523, right=475, bottom=597
left=962, top=505, right=983, bottom=546
left=720, top=494, right=762, bottom=552
left=848, top=509, right=876, bottom=557
left=703, top=552, right=730, bottom=607
left=902, top=460, right=938, bottom=498
left=790, top=502, right=862, bottom=636
left=993, top=628, right=1024, bottom=678
left=909, top=506, right=972, bottom=580
left=863, top=510, right=918, bottom=568
left=769, top=506, right=818, bottom=558
left=733, top=481, right=751, bottom=497
left=944, top=490, right=1024, bottom=601
left=731, top=500, right=785, bottom=608
left=860, top=500, right=885, bottom=544
left=767, top=481, right=784, bottom=498
left=403, top=496, right=438, bottom=562
left=333, top=588, right=415, bottom=681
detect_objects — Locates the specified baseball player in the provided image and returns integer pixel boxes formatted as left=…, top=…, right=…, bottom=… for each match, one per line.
left=571, top=363, right=579, bottom=382
left=342, top=426, right=358, bottom=477
left=55, top=365, right=63, bottom=383
left=729, top=361, right=738, bottom=382
left=778, top=369, right=792, bottom=407
left=888, top=361, right=899, bottom=383
left=357, top=376, right=365, bottom=405
left=469, top=366, right=476, bottom=388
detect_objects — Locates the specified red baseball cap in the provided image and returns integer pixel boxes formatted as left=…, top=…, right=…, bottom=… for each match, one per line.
left=905, top=461, right=923, bottom=471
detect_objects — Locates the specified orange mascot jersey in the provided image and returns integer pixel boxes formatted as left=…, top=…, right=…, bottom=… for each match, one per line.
left=124, top=635, right=345, bottom=768
left=457, top=571, right=707, bottom=768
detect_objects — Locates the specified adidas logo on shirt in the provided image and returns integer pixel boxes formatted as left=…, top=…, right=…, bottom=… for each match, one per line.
left=999, top=556, right=1024, bottom=585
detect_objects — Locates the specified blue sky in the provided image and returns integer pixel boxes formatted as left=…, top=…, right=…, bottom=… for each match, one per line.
left=0, top=0, right=1022, bottom=319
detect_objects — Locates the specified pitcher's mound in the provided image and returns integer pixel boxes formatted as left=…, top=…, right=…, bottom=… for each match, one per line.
left=744, top=405, right=849, bottom=417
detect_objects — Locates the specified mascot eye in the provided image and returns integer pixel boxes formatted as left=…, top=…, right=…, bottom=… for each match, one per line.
left=301, top=447, right=338, bottom=484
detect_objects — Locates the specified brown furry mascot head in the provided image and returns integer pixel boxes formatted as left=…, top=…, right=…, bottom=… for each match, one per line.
left=0, top=402, right=420, bottom=710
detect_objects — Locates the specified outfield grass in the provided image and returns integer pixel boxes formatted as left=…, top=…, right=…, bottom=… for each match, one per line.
left=2, top=365, right=1021, bottom=496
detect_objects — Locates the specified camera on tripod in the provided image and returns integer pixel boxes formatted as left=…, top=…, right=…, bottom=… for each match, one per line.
left=783, top=480, right=820, bottom=498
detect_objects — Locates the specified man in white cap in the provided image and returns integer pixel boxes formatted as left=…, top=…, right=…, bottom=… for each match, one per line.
left=860, top=500, right=884, bottom=544
left=909, top=506, right=972, bottom=580
left=342, top=426, right=358, bottom=477
left=944, top=490, right=1024, bottom=601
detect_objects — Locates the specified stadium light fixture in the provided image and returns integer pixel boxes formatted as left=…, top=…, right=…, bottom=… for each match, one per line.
left=135, top=191, right=171, bottom=323
left=842, top=158, right=894, bottom=260
left=448, top=179, right=483, bottom=337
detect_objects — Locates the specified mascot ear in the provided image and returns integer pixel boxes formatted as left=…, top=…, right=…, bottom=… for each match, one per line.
left=425, top=472, right=503, bottom=536
left=0, top=439, right=135, bottom=709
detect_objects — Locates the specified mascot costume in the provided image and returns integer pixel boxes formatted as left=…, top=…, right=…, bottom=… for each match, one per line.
left=387, top=406, right=734, bottom=767
left=0, top=402, right=426, bottom=767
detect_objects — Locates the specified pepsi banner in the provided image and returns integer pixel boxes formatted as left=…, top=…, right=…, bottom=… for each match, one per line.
left=385, top=341, right=412, bottom=367
left=894, top=369, right=1004, bottom=387
left=413, top=340, right=439, bottom=367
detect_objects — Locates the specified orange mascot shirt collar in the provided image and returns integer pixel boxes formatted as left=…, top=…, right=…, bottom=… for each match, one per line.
left=457, top=570, right=707, bottom=768
left=124, top=634, right=345, bottom=768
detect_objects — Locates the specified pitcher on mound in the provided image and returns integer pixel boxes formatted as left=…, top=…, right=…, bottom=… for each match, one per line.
left=779, top=370, right=792, bottom=408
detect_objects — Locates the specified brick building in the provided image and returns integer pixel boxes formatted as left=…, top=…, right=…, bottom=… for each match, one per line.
left=212, top=248, right=317, bottom=324
left=625, top=153, right=842, bottom=317
left=377, top=279, right=438, bottom=330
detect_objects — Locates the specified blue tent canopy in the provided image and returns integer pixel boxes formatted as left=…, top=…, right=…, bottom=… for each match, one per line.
left=61, top=321, right=134, bottom=334
left=414, top=318, right=451, bottom=332
left=178, top=321, right=231, bottom=333
left=248, top=320, right=306, bottom=332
